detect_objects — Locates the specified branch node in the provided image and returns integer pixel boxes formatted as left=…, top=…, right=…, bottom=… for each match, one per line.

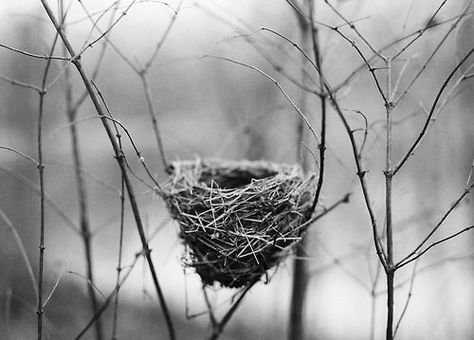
left=81, top=229, right=91, bottom=241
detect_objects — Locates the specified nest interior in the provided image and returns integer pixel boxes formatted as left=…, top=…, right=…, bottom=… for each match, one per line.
left=160, top=159, right=316, bottom=288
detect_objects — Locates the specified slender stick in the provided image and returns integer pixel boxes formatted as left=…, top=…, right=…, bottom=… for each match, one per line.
left=0, top=208, right=38, bottom=298
left=39, top=2, right=176, bottom=339
left=0, top=167, right=79, bottom=233
left=112, top=103, right=126, bottom=340
left=76, top=254, right=140, bottom=339
left=0, top=42, right=69, bottom=60
left=393, top=47, right=474, bottom=175
left=208, top=280, right=257, bottom=340
left=332, top=10, right=474, bottom=93
left=36, top=24, right=60, bottom=340
left=384, top=57, right=395, bottom=340
left=396, top=226, right=474, bottom=269
left=111, top=181, right=125, bottom=339
left=139, top=75, right=169, bottom=169
left=393, top=261, right=418, bottom=339
left=369, top=263, right=382, bottom=340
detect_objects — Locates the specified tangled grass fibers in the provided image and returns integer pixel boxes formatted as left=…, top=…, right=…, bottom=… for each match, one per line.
left=160, top=159, right=317, bottom=288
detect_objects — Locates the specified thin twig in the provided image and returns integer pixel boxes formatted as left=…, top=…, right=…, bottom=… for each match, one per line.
left=202, top=285, right=217, bottom=328
left=331, top=10, right=474, bottom=93
left=139, top=75, right=169, bottom=170
left=0, top=73, right=43, bottom=92
left=0, top=146, right=39, bottom=165
left=76, top=254, right=141, bottom=339
left=204, top=55, right=321, bottom=145
left=0, top=42, right=69, bottom=61
left=396, top=182, right=474, bottom=268
left=323, top=0, right=383, bottom=60
left=0, top=167, right=79, bottom=234
left=112, top=83, right=126, bottom=340
left=393, top=261, right=418, bottom=339
left=66, top=0, right=123, bottom=117
left=142, top=0, right=183, bottom=72
left=42, top=269, right=64, bottom=309
left=0, top=208, right=38, bottom=299
left=392, top=0, right=449, bottom=60
left=397, top=226, right=474, bottom=269
left=393, top=0, right=473, bottom=106
left=90, top=81, right=162, bottom=189
left=393, top=47, right=474, bottom=175
left=209, top=280, right=258, bottom=340
left=76, top=0, right=138, bottom=58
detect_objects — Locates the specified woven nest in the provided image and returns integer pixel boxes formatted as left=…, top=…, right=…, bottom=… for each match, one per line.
left=160, top=158, right=317, bottom=288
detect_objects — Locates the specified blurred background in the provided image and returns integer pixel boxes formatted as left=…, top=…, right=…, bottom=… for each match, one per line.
left=0, top=0, right=473, bottom=339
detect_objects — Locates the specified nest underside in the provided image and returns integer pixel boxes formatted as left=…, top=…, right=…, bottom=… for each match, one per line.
left=161, top=159, right=316, bottom=288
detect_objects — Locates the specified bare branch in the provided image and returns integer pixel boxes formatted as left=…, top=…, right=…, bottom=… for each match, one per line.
left=0, top=207, right=38, bottom=299
left=0, top=167, right=79, bottom=234
left=394, top=0, right=473, bottom=105
left=392, top=0, right=449, bottom=59
left=393, top=261, right=418, bottom=339
left=396, top=182, right=474, bottom=269
left=204, top=55, right=321, bottom=145
left=397, top=226, right=474, bottom=269
left=0, top=42, right=69, bottom=61
left=393, top=47, right=474, bottom=175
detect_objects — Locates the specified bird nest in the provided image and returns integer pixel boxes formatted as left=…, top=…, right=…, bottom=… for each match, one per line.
left=160, top=158, right=317, bottom=288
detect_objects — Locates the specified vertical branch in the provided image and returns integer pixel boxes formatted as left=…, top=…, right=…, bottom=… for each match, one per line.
left=309, top=0, right=327, bottom=219
left=37, top=76, right=46, bottom=340
left=369, top=263, right=382, bottom=340
left=60, top=2, right=104, bottom=339
left=393, top=261, right=418, bottom=339
left=384, top=57, right=395, bottom=340
left=36, top=25, right=60, bottom=340
left=137, top=1, right=182, bottom=171
left=139, top=74, right=169, bottom=170
left=101, top=85, right=127, bottom=340
left=39, top=2, right=176, bottom=339
left=111, top=178, right=125, bottom=339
